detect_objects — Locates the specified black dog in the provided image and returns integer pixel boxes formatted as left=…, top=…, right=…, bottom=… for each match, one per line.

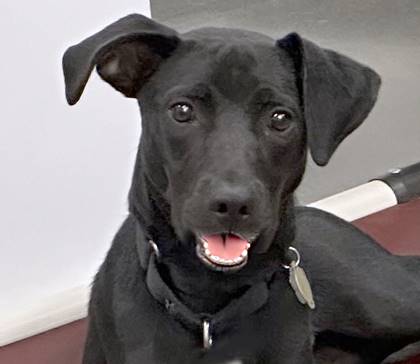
left=63, top=14, right=420, bottom=364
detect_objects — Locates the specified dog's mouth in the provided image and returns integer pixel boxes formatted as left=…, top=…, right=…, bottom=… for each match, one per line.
left=195, top=233, right=256, bottom=271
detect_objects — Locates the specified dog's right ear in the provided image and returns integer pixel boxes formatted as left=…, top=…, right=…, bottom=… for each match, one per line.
left=62, top=14, right=180, bottom=105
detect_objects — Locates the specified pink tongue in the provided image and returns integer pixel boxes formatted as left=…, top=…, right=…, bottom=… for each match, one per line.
left=203, top=234, right=248, bottom=260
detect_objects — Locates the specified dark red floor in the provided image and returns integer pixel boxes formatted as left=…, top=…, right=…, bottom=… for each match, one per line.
left=354, top=198, right=420, bottom=256
left=0, top=319, right=87, bottom=364
left=1, top=199, right=419, bottom=364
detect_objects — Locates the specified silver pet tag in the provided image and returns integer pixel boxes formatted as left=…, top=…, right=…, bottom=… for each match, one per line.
left=289, top=263, right=315, bottom=309
left=284, top=247, right=315, bottom=310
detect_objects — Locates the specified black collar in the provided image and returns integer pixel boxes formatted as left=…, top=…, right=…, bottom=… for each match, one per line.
left=134, top=218, right=279, bottom=346
left=146, top=252, right=271, bottom=332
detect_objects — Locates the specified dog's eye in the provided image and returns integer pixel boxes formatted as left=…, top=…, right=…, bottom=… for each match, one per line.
left=169, top=103, right=194, bottom=123
left=270, top=110, right=292, bottom=132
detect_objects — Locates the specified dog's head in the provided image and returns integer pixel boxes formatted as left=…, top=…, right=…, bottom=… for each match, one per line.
left=63, top=14, right=380, bottom=271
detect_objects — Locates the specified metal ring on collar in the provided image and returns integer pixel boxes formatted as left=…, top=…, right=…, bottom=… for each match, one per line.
left=202, top=320, right=213, bottom=350
left=149, top=240, right=160, bottom=259
left=282, top=246, right=301, bottom=269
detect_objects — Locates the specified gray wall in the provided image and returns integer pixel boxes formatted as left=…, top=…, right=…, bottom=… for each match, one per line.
left=151, top=0, right=420, bottom=203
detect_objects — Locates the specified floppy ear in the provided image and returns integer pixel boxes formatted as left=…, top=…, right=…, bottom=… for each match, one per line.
left=277, top=33, right=381, bottom=166
left=62, top=14, right=180, bottom=105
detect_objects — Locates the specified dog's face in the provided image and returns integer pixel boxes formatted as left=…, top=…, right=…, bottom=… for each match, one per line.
left=63, top=14, right=380, bottom=272
left=138, top=30, right=306, bottom=270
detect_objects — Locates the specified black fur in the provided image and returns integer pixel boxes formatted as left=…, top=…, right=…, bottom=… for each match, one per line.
left=62, top=14, right=420, bottom=364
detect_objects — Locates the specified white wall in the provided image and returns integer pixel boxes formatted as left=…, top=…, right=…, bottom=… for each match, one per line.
left=0, top=1, right=150, bottom=322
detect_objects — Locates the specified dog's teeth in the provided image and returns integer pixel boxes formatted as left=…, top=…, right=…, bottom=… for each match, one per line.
left=246, top=243, right=251, bottom=249
left=204, top=249, right=211, bottom=256
left=226, top=259, right=237, bottom=266
left=211, top=255, right=220, bottom=262
left=234, top=257, right=243, bottom=263
left=241, top=250, right=248, bottom=258
left=202, top=241, right=209, bottom=249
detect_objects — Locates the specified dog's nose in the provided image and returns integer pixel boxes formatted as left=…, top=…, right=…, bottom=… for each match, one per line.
left=208, top=183, right=254, bottom=221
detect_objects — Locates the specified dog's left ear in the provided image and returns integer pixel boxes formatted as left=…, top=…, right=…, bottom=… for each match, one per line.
left=277, top=33, right=381, bottom=166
